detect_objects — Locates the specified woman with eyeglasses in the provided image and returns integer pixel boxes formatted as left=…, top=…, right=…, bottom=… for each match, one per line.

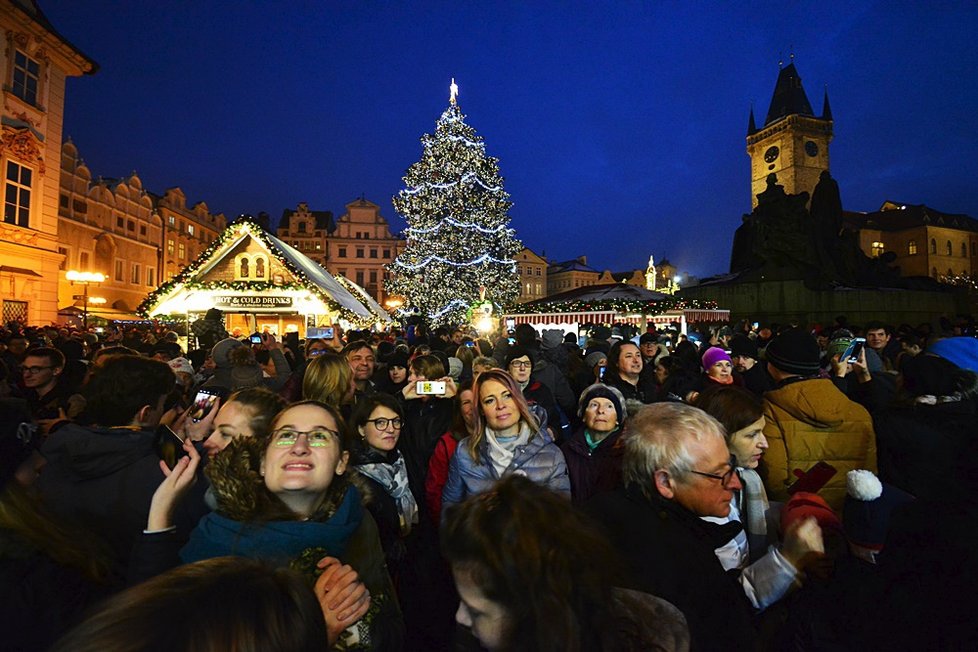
left=694, top=385, right=823, bottom=612
left=348, top=394, right=418, bottom=572
left=143, top=400, right=404, bottom=649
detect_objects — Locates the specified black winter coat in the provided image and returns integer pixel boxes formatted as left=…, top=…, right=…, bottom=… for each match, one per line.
left=559, top=426, right=624, bottom=503
left=584, top=484, right=757, bottom=651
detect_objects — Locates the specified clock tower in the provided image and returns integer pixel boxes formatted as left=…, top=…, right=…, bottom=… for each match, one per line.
left=747, top=61, right=833, bottom=208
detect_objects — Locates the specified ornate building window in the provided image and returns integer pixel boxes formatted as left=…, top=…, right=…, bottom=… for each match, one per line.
left=3, top=161, right=32, bottom=227
left=167, top=239, right=175, bottom=256
left=930, top=238, right=937, bottom=254
left=962, top=242, right=968, bottom=258
left=908, top=240, right=917, bottom=255
left=12, top=50, right=40, bottom=106
left=946, top=241, right=953, bottom=256
left=178, top=243, right=186, bottom=260
left=871, top=241, right=885, bottom=258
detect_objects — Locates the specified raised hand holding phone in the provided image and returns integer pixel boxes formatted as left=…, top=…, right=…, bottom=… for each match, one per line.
left=147, top=438, right=200, bottom=531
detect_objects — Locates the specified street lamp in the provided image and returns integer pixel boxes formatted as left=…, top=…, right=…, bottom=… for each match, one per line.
left=66, top=270, right=106, bottom=330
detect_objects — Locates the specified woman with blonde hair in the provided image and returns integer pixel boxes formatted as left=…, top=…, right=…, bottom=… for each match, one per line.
left=441, top=370, right=569, bottom=512
left=302, top=352, right=355, bottom=415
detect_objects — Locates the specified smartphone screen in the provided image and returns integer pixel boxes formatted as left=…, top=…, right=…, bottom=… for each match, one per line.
left=848, top=339, right=865, bottom=364
left=191, top=390, right=220, bottom=423
left=155, top=425, right=188, bottom=470
left=417, top=380, right=446, bottom=395
left=599, top=365, right=607, bottom=380
left=307, top=327, right=334, bottom=339
left=464, top=341, right=476, bottom=348
left=250, top=334, right=262, bottom=344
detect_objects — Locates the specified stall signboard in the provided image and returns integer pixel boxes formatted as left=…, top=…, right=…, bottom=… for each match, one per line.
left=214, top=295, right=294, bottom=309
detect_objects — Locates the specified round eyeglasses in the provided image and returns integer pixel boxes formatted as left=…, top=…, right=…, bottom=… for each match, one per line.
left=365, top=417, right=402, bottom=431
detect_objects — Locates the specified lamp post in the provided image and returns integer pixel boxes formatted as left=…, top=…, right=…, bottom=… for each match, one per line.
left=66, top=270, right=106, bottom=330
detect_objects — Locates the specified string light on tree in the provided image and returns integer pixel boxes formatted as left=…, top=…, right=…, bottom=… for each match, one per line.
left=386, top=78, right=522, bottom=326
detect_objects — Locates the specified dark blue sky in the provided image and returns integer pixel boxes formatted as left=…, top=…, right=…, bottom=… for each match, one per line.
left=42, top=1, right=978, bottom=278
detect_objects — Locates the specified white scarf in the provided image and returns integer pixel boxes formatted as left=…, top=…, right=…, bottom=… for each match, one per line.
left=485, top=421, right=532, bottom=477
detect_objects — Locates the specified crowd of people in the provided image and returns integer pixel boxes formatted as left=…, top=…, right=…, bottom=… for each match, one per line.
left=1, top=311, right=976, bottom=650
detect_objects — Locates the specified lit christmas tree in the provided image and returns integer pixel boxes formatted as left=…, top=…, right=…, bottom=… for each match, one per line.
left=386, top=79, right=522, bottom=327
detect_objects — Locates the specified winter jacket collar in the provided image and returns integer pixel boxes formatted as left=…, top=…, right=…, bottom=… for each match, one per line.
left=40, top=422, right=156, bottom=480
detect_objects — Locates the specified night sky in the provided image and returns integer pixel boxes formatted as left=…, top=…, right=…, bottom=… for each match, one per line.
left=40, top=1, right=978, bottom=278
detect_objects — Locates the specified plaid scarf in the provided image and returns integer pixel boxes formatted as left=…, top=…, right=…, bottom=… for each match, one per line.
left=356, top=453, right=418, bottom=535
left=738, top=468, right=770, bottom=563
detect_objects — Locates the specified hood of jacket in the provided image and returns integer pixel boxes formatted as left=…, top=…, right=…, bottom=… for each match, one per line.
left=40, top=422, right=156, bottom=480
left=765, top=378, right=850, bottom=428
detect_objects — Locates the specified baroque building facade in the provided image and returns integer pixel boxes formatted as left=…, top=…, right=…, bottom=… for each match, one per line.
left=154, top=187, right=225, bottom=281
left=0, top=0, right=95, bottom=324
left=515, top=247, right=547, bottom=303
left=57, top=141, right=160, bottom=314
left=278, top=198, right=404, bottom=305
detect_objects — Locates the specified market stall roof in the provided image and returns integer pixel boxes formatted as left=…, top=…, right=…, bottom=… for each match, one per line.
left=525, top=282, right=672, bottom=305
left=507, top=282, right=729, bottom=327
left=137, top=218, right=381, bottom=323
left=333, top=274, right=393, bottom=324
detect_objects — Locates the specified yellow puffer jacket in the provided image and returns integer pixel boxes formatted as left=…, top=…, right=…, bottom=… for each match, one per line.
left=761, top=378, right=877, bottom=511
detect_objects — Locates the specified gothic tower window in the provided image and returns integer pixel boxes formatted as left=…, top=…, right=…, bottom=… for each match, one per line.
left=908, top=240, right=917, bottom=255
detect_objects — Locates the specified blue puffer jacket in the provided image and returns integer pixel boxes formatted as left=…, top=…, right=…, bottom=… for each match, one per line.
left=441, top=428, right=570, bottom=512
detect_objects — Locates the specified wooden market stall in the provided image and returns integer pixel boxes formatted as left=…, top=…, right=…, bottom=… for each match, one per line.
left=138, top=218, right=390, bottom=338
left=503, top=283, right=729, bottom=337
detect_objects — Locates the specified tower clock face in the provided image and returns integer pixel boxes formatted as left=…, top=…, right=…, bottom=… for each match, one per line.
left=763, top=146, right=780, bottom=163
left=805, top=140, right=819, bottom=157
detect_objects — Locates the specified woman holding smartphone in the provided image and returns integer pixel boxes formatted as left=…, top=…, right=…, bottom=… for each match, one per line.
left=398, top=355, right=456, bottom=505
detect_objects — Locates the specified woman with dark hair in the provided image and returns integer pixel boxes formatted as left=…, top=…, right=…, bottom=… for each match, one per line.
left=694, top=385, right=822, bottom=611
left=348, top=394, right=417, bottom=570
left=425, top=380, right=477, bottom=525
left=145, top=401, right=404, bottom=649
left=441, top=370, right=569, bottom=511
left=602, top=340, right=656, bottom=404
left=398, top=354, right=456, bottom=504
left=51, top=557, right=343, bottom=652
left=442, top=474, right=689, bottom=651
left=197, top=386, right=287, bottom=457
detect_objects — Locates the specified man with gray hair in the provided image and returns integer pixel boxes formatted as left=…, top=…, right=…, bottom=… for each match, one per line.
left=585, top=402, right=757, bottom=650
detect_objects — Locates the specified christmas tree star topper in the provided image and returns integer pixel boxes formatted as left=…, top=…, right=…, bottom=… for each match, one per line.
left=450, top=78, right=459, bottom=105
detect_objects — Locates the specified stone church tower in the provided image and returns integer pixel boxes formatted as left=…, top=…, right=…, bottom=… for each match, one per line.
left=746, top=60, right=833, bottom=208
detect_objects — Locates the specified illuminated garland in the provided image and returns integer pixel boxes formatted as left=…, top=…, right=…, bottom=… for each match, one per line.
left=405, top=217, right=511, bottom=235
left=402, top=171, right=502, bottom=195
left=512, top=297, right=719, bottom=315
left=392, top=252, right=517, bottom=271
left=136, top=217, right=355, bottom=320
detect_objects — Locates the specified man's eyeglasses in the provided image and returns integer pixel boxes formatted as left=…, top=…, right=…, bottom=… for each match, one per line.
left=21, top=366, right=53, bottom=375
left=689, top=455, right=738, bottom=486
left=365, top=417, right=402, bottom=431
left=509, top=361, right=532, bottom=369
left=271, top=428, right=338, bottom=448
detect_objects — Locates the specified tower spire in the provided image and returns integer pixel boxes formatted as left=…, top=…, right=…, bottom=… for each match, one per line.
left=822, top=86, right=833, bottom=120
left=747, top=104, right=757, bottom=136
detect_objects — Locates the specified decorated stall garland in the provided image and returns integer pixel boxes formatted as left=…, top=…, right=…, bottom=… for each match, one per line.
left=509, top=296, right=718, bottom=315
left=136, top=217, right=359, bottom=321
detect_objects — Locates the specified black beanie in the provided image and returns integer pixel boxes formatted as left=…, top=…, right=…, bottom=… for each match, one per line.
left=577, top=383, right=626, bottom=424
left=765, top=329, right=821, bottom=376
left=728, top=335, right=759, bottom=360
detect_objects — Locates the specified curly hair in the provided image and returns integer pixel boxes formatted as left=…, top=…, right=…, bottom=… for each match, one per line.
left=441, top=475, right=623, bottom=652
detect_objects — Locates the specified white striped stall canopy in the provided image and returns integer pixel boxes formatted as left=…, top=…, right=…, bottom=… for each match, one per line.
left=503, top=309, right=731, bottom=335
